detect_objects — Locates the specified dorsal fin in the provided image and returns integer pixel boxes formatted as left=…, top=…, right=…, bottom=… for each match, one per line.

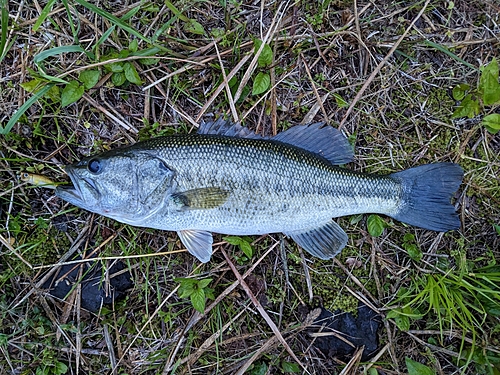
left=272, top=122, right=354, bottom=165
left=198, top=119, right=354, bottom=165
left=198, top=118, right=266, bottom=139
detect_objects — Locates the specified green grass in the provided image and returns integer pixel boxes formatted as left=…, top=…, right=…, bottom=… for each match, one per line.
left=0, top=1, right=499, bottom=374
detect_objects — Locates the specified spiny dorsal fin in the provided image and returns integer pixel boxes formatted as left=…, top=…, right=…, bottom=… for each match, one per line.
left=199, top=119, right=354, bottom=165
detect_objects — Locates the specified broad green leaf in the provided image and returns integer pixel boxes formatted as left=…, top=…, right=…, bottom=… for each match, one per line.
left=248, top=362, right=268, bottom=375
left=198, top=278, right=212, bottom=289
left=184, top=19, right=205, bottom=35
left=405, top=357, right=436, bottom=375
left=479, top=58, right=500, bottom=106
left=107, top=61, right=124, bottom=73
left=124, top=62, right=142, bottom=84
left=111, top=72, right=126, bottom=86
left=452, top=94, right=480, bottom=119
left=128, top=39, right=138, bottom=53
left=61, top=80, right=84, bottom=107
left=20, top=78, right=45, bottom=93
left=54, top=361, right=68, bottom=375
left=79, top=69, right=100, bottom=89
left=404, top=243, right=422, bottom=262
left=482, top=113, right=500, bottom=134
left=224, top=236, right=243, bottom=246
left=254, top=39, right=273, bottom=67
left=190, top=288, right=206, bottom=313
left=452, top=83, right=470, bottom=101
left=494, top=224, right=500, bottom=235
left=240, top=240, right=253, bottom=258
left=367, top=214, right=386, bottom=237
left=281, top=361, right=301, bottom=373
left=252, top=72, right=270, bottom=95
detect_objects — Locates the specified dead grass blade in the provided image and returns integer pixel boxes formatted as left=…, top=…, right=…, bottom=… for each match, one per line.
left=220, top=246, right=309, bottom=374
left=339, top=0, right=432, bottom=131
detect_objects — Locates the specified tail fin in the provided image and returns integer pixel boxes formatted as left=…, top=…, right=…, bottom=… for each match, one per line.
left=390, top=163, right=463, bottom=232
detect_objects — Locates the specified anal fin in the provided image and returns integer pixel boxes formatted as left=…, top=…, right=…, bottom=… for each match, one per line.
left=286, top=220, right=348, bottom=260
left=178, top=230, right=213, bottom=263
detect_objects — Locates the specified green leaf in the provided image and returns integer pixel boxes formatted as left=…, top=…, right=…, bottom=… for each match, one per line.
left=61, top=80, right=84, bottom=107
left=248, top=362, right=268, bottom=375
left=367, top=214, right=386, bottom=237
left=124, top=62, right=142, bottom=84
left=494, top=224, right=500, bottom=235
left=107, top=61, right=124, bottom=73
left=479, top=58, right=500, bottom=106
left=281, top=361, right=301, bottom=373
left=452, top=83, right=470, bottom=101
left=190, top=288, right=206, bottom=313
left=34, top=45, right=85, bottom=64
left=240, top=240, right=253, bottom=258
left=128, top=39, right=138, bottom=53
left=405, top=357, right=436, bottom=375
left=184, top=19, right=205, bottom=35
left=111, top=72, right=126, bottom=86
left=223, top=236, right=254, bottom=258
left=452, top=94, right=480, bottom=119
left=79, top=69, right=100, bottom=89
left=254, top=39, right=273, bottom=67
left=198, top=278, right=212, bottom=289
left=333, top=93, right=348, bottom=108
left=482, top=113, right=500, bottom=134
left=252, top=72, right=270, bottom=95
left=404, top=242, right=422, bottom=262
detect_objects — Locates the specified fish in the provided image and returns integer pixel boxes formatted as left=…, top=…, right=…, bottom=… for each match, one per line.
left=21, top=172, right=57, bottom=189
left=55, top=119, right=463, bottom=263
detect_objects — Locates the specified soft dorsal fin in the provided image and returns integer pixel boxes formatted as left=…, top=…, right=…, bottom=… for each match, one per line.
left=199, top=119, right=353, bottom=165
left=272, top=123, right=354, bottom=165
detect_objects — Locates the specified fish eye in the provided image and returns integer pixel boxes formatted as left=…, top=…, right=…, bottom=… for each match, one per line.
left=88, top=159, right=102, bottom=174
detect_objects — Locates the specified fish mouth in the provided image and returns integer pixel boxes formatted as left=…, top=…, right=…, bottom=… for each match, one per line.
left=55, top=166, right=100, bottom=203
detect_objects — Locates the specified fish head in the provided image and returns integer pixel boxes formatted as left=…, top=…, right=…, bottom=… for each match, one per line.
left=56, top=150, right=175, bottom=223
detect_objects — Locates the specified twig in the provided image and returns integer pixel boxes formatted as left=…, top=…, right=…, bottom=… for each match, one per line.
left=338, top=0, right=432, bottom=131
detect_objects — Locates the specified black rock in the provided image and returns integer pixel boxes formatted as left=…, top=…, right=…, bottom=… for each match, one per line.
left=42, top=257, right=133, bottom=312
left=310, top=304, right=380, bottom=361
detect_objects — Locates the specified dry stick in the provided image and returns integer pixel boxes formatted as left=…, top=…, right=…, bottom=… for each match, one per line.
left=82, top=93, right=138, bottom=136
left=235, top=335, right=280, bottom=375
left=338, top=346, right=364, bottom=375
left=214, top=41, right=238, bottom=123
left=300, top=53, right=329, bottom=123
left=338, top=0, right=432, bottom=131
left=232, top=1, right=289, bottom=104
left=162, top=242, right=279, bottom=373
left=196, top=54, right=253, bottom=122
left=0, top=233, right=33, bottom=269
left=182, top=307, right=247, bottom=367
left=220, top=247, right=308, bottom=374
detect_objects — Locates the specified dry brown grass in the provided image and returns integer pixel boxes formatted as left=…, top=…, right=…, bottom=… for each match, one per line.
left=1, top=1, right=499, bottom=374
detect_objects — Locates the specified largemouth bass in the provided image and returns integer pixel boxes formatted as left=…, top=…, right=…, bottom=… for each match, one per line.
left=56, top=119, right=463, bottom=262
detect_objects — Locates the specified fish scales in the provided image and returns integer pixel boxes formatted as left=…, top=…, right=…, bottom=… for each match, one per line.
left=56, top=119, right=463, bottom=262
left=127, top=134, right=401, bottom=234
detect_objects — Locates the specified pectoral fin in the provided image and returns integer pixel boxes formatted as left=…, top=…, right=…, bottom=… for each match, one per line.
left=286, top=220, right=348, bottom=260
left=172, top=188, right=229, bottom=210
left=178, top=230, right=213, bottom=263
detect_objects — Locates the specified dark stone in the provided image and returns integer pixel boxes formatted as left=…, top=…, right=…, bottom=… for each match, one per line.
left=309, top=304, right=380, bottom=361
left=42, top=257, right=133, bottom=312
